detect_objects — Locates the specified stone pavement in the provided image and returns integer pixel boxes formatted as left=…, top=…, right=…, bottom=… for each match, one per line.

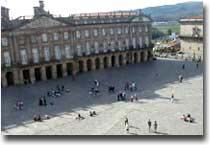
left=1, top=58, right=203, bottom=135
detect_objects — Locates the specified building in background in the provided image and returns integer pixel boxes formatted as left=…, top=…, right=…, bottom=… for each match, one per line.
left=179, top=16, right=203, bottom=61
left=1, top=1, right=153, bottom=87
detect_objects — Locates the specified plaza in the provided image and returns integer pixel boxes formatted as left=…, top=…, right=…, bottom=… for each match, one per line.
left=1, top=58, right=203, bottom=135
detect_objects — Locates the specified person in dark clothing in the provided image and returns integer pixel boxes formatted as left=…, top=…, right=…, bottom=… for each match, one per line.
left=154, top=121, right=158, bottom=133
left=148, top=119, right=152, bottom=132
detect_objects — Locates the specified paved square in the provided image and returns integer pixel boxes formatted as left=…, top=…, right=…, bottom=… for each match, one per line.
left=1, top=58, right=203, bottom=135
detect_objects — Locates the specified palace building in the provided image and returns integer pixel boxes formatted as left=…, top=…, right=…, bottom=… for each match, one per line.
left=1, top=1, right=153, bottom=87
left=179, top=16, right=203, bottom=61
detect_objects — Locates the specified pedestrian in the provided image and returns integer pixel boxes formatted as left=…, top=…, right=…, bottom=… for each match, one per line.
left=196, top=63, right=199, bottom=69
left=147, top=119, right=152, bottom=132
left=171, top=94, right=174, bottom=103
left=125, top=117, right=129, bottom=126
left=154, top=121, right=158, bottom=133
left=182, top=64, right=185, bottom=70
left=125, top=123, right=129, bottom=133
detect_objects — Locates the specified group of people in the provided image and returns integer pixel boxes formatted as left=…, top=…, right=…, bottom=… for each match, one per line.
left=147, top=119, right=158, bottom=133
left=117, top=91, right=126, bottom=101
left=14, top=100, right=24, bottom=110
left=33, top=114, right=50, bottom=122
left=124, top=81, right=137, bottom=92
left=47, top=85, right=66, bottom=98
left=181, top=114, right=194, bottom=123
left=75, top=110, right=97, bottom=120
left=39, top=96, right=47, bottom=106
left=89, top=80, right=100, bottom=96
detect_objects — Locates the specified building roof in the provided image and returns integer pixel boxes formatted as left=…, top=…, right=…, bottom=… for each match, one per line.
left=179, top=16, right=203, bottom=22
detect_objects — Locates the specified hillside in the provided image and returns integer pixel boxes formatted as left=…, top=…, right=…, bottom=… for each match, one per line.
left=142, top=1, right=203, bottom=21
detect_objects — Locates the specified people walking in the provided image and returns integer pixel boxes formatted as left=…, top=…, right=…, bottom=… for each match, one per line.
left=154, top=121, right=158, bottom=133
left=182, top=64, right=185, bottom=70
left=147, top=119, right=152, bottom=132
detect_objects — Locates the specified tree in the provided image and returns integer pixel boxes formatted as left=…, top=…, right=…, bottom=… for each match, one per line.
left=167, top=29, right=172, bottom=35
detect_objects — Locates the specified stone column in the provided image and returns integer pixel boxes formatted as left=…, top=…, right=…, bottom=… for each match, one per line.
left=30, top=68, right=35, bottom=84
left=83, top=60, right=88, bottom=72
left=19, top=69, right=24, bottom=84
left=115, top=55, right=119, bottom=67
left=62, top=63, right=67, bottom=77
left=122, top=54, right=126, bottom=65
left=144, top=51, right=148, bottom=62
left=99, top=57, right=104, bottom=70
left=41, top=66, right=47, bottom=80
left=91, top=58, right=96, bottom=71
left=107, top=56, right=112, bottom=68
left=131, top=53, right=134, bottom=64
left=1, top=72, right=7, bottom=87
left=52, top=65, right=57, bottom=79
left=13, top=70, right=19, bottom=85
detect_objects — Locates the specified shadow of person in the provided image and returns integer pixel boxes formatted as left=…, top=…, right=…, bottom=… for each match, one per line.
left=154, top=131, right=168, bottom=135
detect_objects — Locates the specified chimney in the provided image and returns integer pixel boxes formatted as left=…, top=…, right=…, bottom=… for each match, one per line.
left=1, top=6, right=10, bottom=21
left=39, top=0, right=44, bottom=9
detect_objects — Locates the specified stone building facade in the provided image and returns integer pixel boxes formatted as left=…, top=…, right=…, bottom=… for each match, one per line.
left=1, top=1, right=153, bottom=87
left=179, top=16, right=203, bottom=61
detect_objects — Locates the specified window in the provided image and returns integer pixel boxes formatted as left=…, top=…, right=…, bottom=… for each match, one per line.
left=94, top=29, right=98, bottom=37
left=20, top=49, right=28, bottom=65
left=85, top=30, right=89, bottom=37
left=103, top=41, right=107, bottom=52
left=44, top=47, right=50, bottom=61
left=65, top=45, right=71, bottom=58
left=125, top=38, right=129, bottom=49
left=118, top=41, right=122, bottom=50
left=86, top=42, right=90, bottom=55
left=139, top=37, right=143, bottom=48
left=118, top=28, right=121, bottom=35
left=53, top=33, right=59, bottom=41
left=31, top=35, right=37, bottom=43
left=1, top=37, right=8, bottom=47
left=94, top=41, right=99, bottom=53
left=42, top=33, right=48, bottom=42
left=125, top=27, right=129, bottom=34
left=111, top=41, right=115, bottom=51
left=64, top=32, right=69, bottom=40
left=102, top=28, right=106, bottom=36
left=132, top=38, right=136, bottom=48
left=110, top=28, right=114, bottom=35
left=32, top=48, right=39, bottom=63
left=3, top=51, right=11, bottom=67
left=77, top=44, right=81, bottom=56
left=145, top=25, right=148, bottom=32
left=76, top=31, right=80, bottom=39
left=132, top=27, right=135, bottom=33
left=54, top=46, right=61, bottom=60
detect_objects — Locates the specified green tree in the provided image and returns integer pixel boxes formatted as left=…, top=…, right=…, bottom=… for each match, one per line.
left=167, top=29, right=172, bottom=35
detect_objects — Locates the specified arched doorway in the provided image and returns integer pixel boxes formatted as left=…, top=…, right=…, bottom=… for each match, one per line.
left=6, top=72, right=14, bottom=86
left=148, top=51, right=152, bottom=61
left=126, top=53, right=130, bottom=64
left=67, top=63, right=73, bottom=75
left=78, top=60, right=84, bottom=73
left=35, top=68, right=41, bottom=81
left=46, top=66, right=52, bottom=80
left=56, top=64, right=63, bottom=78
left=140, top=52, right=144, bottom=62
left=119, top=55, right=123, bottom=66
left=87, top=59, right=92, bottom=71
left=95, top=58, right=100, bottom=70
left=111, top=55, right=115, bottom=67
left=23, top=69, right=31, bottom=84
left=134, top=52, right=138, bottom=63
left=104, top=57, right=108, bottom=68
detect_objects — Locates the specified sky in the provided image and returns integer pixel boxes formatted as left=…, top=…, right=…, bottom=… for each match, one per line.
left=1, top=0, right=202, bottom=19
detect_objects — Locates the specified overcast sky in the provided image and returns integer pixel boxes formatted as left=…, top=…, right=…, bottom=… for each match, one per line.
left=1, top=0, right=202, bottom=19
